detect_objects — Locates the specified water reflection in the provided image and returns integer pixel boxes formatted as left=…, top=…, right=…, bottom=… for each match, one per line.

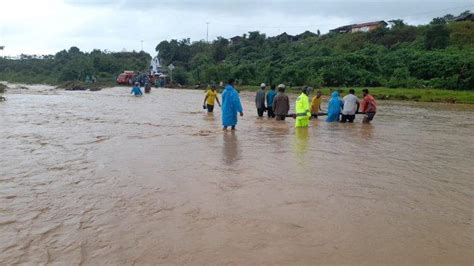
left=203, top=112, right=218, bottom=128
left=359, top=123, right=374, bottom=139
left=222, top=131, right=240, bottom=166
left=273, top=122, right=291, bottom=137
left=293, top=127, right=309, bottom=160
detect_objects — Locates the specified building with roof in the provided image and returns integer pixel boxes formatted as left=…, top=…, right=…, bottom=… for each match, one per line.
left=454, top=12, right=474, bottom=22
left=330, top=21, right=388, bottom=34
left=230, top=36, right=243, bottom=45
left=275, top=32, right=299, bottom=41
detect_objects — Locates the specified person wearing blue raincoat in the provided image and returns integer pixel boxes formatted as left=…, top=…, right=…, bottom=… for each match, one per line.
left=221, top=79, right=243, bottom=130
left=326, top=91, right=343, bottom=122
left=130, top=82, right=143, bottom=96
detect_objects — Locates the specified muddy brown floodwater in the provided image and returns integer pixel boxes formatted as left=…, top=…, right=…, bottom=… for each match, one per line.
left=1, top=85, right=473, bottom=265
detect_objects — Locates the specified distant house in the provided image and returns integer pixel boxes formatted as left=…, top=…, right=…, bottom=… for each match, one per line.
left=275, top=32, right=299, bottom=42
left=330, top=21, right=387, bottom=33
left=330, top=24, right=353, bottom=34
left=230, top=36, right=243, bottom=45
left=454, top=12, right=474, bottom=21
left=296, top=30, right=318, bottom=40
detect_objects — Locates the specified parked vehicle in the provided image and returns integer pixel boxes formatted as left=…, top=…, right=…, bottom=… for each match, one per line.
left=116, top=71, right=136, bottom=85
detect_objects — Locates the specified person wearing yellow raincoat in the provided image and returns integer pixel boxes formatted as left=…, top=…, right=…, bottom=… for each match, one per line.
left=295, top=87, right=312, bottom=128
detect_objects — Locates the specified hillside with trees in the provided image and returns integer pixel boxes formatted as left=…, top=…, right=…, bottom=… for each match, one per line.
left=0, top=48, right=151, bottom=85
left=0, top=12, right=472, bottom=90
left=156, top=13, right=473, bottom=90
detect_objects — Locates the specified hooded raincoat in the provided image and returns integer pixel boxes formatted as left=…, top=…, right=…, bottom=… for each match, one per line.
left=295, top=92, right=311, bottom=128
left=221, top=84, right=243, bottom=127
left=326, top=91, right=342, bottom=122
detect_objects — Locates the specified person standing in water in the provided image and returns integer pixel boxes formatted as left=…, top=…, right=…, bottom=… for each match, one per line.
left=360, top=89, right=377, bottom=123
left=273, top=84, right=290, bottom=121
left=266, top=85, right=277, bottom=118
left=203, top=84, right=221, bottom=113
left=341, top=89, right=359, bottom=123
left=255, top=83, right=266, bottom=117
left=295, top=87, right=312, bottom=127
left=221, top=79, right=243, bottom=130
left=311, top=90, right=323, bottom=115
left=326, top=91, right=343, bottom=122
left=131, top=82, right=143, bottom=96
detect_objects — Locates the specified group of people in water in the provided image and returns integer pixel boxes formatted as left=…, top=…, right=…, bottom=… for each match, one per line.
left=203, top=79, right=377, bottom=130
left=131, top=79, right=377, bottom=130
left=130, top=81, right=152, bottom=96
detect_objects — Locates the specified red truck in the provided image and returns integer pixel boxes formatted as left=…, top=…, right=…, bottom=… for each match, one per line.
left=116, top=71, right=136, bottom=85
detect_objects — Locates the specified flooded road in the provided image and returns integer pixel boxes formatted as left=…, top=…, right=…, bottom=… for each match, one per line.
left=1, top=85, right=473, bottom=265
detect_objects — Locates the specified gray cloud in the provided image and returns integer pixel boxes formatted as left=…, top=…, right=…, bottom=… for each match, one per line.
left=1, top=0, right=472, bottom=56
left=65, top=0, right=473, bottom=19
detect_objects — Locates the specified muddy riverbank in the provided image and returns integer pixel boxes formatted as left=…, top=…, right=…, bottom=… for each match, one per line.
left=1, top=86, right=473, bottom=264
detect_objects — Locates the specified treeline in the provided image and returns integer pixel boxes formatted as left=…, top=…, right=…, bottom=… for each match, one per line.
left=0, top=12, right=472, bottom=90
left=156, top=13, right=473, bottom=90
left=0, top=47, right=151, bottom=84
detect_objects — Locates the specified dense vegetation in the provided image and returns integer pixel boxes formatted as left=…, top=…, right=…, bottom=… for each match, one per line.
left=156, top=14, right=473, bottom=90
left=0, top=48, right=151, bottom=85
left=0, top=12, right=472, bottom=91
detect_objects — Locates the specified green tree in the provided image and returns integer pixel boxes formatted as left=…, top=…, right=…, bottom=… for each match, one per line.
left=424, top=23, right=450, bottom=50
left=388, top=67, right=410, bottom=87
left=211, top=37, right=229, bottom=62
left=173, top=67, right=189, bottom=84
left=449, top=21, right=474, bottom=48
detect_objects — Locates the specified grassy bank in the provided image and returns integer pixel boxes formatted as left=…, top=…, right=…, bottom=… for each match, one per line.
left=234, top=85, right=474, bottom=104
left=3, top=80, right=473, bottom=104
left=57, top=82, right=474, bottom=104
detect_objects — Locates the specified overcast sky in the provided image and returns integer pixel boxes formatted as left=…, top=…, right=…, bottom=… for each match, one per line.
left=0, top=0, right=472, bottom=56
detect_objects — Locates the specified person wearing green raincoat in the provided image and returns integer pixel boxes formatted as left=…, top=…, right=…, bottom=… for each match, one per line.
left=295, top=87, right=312, bottom=128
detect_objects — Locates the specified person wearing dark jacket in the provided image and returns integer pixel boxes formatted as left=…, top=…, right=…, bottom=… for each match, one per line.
left=255, top=83, right=266, bottom=117
left=272, top=84, right=290, bottom=120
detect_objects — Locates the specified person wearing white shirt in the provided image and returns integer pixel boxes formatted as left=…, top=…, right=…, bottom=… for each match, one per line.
left=341, top=89, right=359, bottom=123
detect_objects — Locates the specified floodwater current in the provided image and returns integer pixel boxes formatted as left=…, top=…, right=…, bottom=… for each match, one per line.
left=1, top=85, right=473, bottom=265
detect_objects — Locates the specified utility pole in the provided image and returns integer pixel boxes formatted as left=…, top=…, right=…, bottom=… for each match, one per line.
left=140, top=40, right=144, bottom=51
left=168, top=64, right=175, bottom=84
left=206, top=22, right=210, bottom=43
